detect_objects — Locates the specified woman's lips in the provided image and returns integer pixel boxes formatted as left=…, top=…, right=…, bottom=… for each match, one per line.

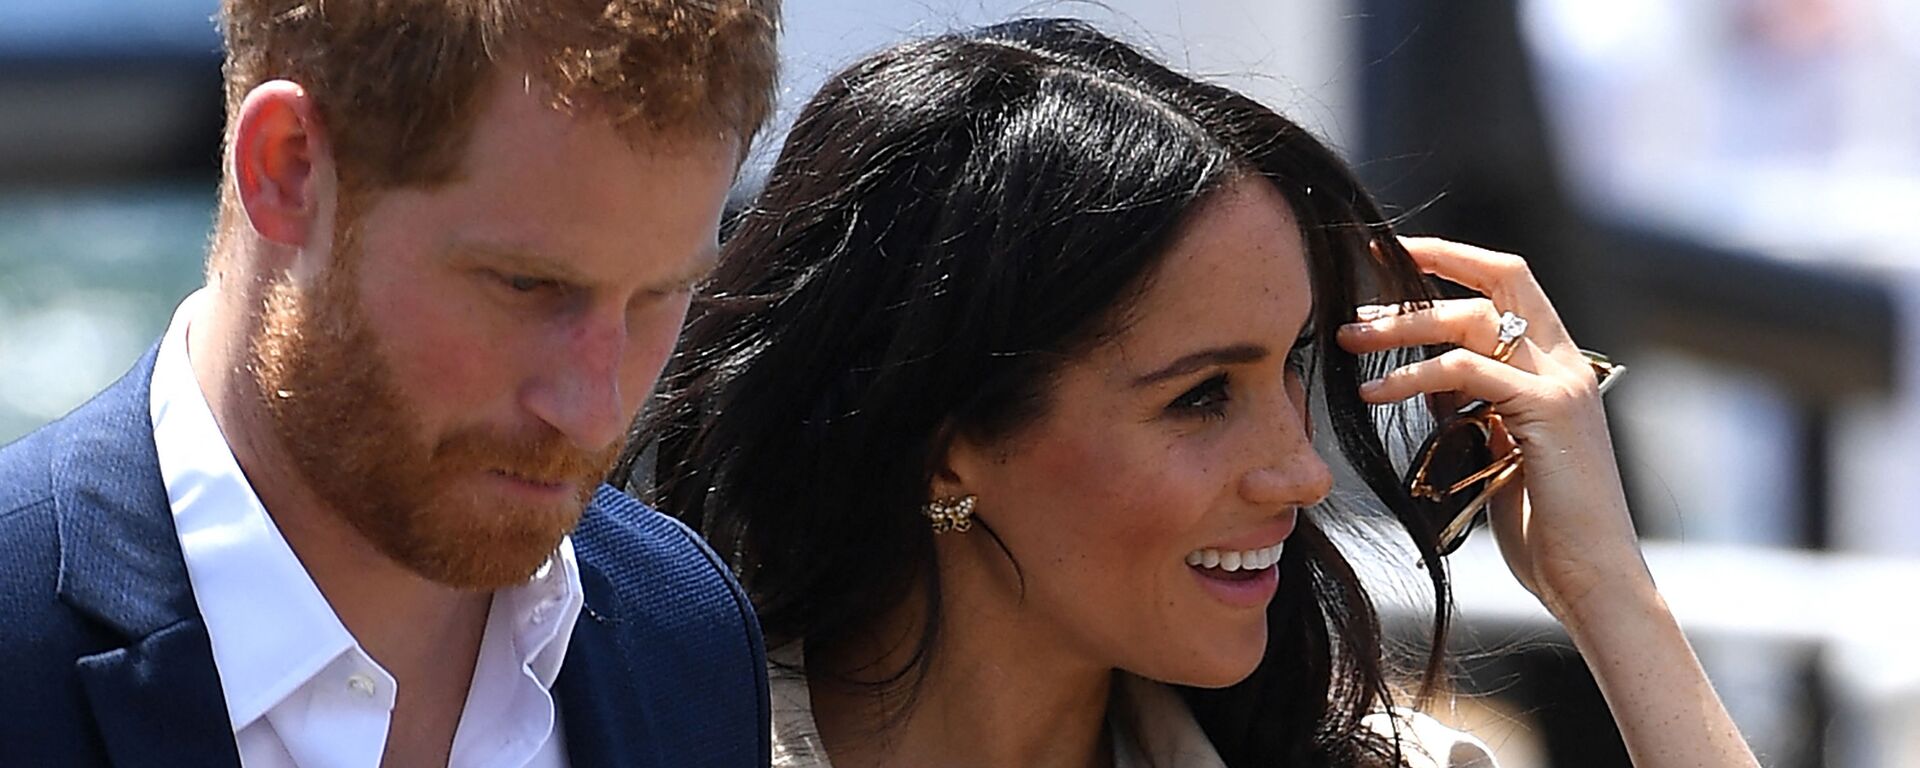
left=1184, top=511, right=1297, bottom=608
left=1189, top=557, right=1281, bottom=608
left=1186, top=509, right=1298, bottom=570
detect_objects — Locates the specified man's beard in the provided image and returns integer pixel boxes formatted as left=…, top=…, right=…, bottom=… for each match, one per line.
left=247, top=229, right=618, bottom=590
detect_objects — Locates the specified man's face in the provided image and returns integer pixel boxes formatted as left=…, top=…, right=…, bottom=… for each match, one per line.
left=250, top=73, right=738, bottom=590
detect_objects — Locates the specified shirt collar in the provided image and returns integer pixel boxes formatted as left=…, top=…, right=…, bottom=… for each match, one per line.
left=1108, top=673, right=1226, bottom=768
left=501, top=536, right=584, bottom=689
left=150, top=288, right=585, bottom=729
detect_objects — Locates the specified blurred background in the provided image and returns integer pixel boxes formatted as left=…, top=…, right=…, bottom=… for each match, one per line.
left=4, top=0, right=1919, bottom=765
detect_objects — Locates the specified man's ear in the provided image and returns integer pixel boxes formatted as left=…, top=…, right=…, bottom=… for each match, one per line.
left=231, top=80, right=334, bottom=249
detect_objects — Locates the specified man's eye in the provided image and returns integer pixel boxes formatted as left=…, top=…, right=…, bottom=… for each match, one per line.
left=1169, top=374, right=1231, bottom=420
left=496, top=273, right=557, bottom=294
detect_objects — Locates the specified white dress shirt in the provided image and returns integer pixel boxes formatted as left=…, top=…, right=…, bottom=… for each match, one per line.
left=150, top=290, right=583, bottom=768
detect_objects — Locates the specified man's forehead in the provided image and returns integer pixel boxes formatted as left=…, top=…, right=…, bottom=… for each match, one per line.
left=475, top=64, right=745, bottom=163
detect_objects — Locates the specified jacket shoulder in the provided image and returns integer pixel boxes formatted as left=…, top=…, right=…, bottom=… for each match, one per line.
left=0, top=408, right=96, bottom=643
left=0, top=415, right=63, bottom=514
left=0, top=346, right=157, bottom=514
left=0, top=347, right=204, bottom=767
left=575, top=485, right=759, bottom=637
left=0, top=434, right=121, bottom=768
left=568, top=485, right=770, bottom=765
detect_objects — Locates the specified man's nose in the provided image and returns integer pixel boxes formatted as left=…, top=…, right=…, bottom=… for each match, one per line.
left=524, top=317, right=630, bottom=451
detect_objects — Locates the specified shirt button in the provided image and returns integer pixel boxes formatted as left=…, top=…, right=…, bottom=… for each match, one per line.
left=346, top=673, right=377, bottom=699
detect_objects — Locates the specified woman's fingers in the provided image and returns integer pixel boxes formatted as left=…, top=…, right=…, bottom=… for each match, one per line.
left=1344, top=238, right=1607, bottom=414
left=1396, top=236, right=1574, bottom=355
left=1338, top=297, right=1506, bottom=359
left=1357, top=345, right=1541, bottom=406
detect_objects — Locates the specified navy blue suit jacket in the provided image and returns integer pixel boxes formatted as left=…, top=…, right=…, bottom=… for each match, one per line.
left=0, top=347, right=771, bottom=767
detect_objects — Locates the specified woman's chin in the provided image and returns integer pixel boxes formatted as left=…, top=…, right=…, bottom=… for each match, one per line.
left=1182, top=670, right=1258, bottom=690
left=1155, top=663, right=1260, bottom=690
left=1140, top=631, right=1269, bottom=689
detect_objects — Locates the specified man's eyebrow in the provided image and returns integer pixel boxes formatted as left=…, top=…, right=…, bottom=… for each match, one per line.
left=446, top=240, right=720, bottom=293
left=1133, top=344, right=1269, bottom=386
left=446, top=241, right=590, bottom=283
left=648, top=245, right=720, bottom=294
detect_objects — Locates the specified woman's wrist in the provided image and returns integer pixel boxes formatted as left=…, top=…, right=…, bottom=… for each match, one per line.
left=1551, top=560, right=1669, bottom=645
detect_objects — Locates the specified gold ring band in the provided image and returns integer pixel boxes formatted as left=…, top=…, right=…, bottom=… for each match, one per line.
left=1490, top=336, right=1520, bottom=363
left=1491, top=310, right=1528, bottom=364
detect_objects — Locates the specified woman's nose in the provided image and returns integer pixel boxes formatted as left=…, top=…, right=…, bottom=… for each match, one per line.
left=1238, top=391, right=1333, bottom=508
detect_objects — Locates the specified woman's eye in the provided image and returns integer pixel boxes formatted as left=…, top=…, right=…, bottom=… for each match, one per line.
left=1169, top=374, right=1231, bottom=419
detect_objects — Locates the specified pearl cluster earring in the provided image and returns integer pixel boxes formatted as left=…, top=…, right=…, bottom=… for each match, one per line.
left=922, top=494, right=977, bottom=533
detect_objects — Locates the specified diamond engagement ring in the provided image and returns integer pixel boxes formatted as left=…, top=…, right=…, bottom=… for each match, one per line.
left=1490, top=310, right=1528, bottom=363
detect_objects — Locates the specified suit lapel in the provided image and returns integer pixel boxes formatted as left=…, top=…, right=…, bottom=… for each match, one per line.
left=53, top=346, right=241, bottom=768
left=74, top=623, right=244, bottom=767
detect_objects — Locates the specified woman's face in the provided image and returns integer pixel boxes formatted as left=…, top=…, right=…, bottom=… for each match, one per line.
left=939, top=176, right=1333, bottom=687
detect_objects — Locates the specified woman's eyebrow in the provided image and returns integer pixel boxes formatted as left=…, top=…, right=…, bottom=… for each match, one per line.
left=1133, top=344, right=1268, bottom=386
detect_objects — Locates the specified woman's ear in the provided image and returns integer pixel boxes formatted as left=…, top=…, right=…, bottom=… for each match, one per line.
left=925, top=421, right=984, bottom=502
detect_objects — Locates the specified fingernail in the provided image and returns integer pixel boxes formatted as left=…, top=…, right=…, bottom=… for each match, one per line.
left=1354, top=304, right=1393, bottom=321
left=1359, top=379, right=1383, bottom=395
left=1339, top=322, right=1374, bottom=336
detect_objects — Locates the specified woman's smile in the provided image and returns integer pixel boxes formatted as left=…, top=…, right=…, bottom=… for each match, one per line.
left=1185, top=509, right=1297, bottom=606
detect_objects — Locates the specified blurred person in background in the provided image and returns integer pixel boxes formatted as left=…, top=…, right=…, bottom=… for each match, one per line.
left=0, top=1, right=778, bottom=766
left=630, top=19, right=1761, bottom=768
left=1519, top=0, right=1920, bottom=762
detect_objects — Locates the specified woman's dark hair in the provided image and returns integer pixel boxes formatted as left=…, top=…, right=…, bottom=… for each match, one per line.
left=621, top=18, right=1452, bottom=767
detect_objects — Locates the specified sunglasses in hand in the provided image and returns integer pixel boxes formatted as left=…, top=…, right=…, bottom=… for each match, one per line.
left=1404, top=350, right=1626, bottom=557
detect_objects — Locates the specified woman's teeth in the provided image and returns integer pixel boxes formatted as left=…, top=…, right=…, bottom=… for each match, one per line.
left=1185, top=542, right=1284, bottom=572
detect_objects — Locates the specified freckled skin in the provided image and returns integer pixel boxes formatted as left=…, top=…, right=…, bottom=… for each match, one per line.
left=940, top=177, right=1334, bottom=688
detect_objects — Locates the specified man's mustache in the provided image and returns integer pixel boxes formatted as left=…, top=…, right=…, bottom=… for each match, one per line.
left=430, top=425, right=622, bottom=486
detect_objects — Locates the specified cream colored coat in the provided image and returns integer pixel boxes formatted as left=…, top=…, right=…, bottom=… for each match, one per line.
left=768, top=659, right=1497, bottom=768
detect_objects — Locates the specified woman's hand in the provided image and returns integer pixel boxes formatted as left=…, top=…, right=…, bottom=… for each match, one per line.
left=1335, top=236, right=1760, bottom=768
left=1334, top=236, right=1649, bottom=626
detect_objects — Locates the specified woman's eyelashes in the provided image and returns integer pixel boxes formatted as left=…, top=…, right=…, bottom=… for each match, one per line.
left=1168, top=373, right=1232, bottom=420
left=1166, top=337, right=1314, bottom=421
